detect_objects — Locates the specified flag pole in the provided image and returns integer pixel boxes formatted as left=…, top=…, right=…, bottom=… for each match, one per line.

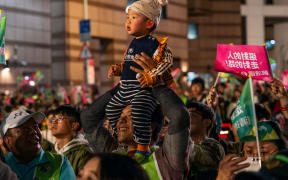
left=249, top=76, right=262, bottom=167
left=213, top=72, right=221, bottom=88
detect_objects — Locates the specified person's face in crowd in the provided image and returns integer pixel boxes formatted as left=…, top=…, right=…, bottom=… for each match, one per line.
left=188, top=107, right=210, bottom=136
left=46, top=114, right=54, bottom=130
left=50, top=113, right=79, bottom=137
left=77, top=157, right=101, bottom=180
left=191, top=83, right=203, bottom=97
left=126, top=9, right=150, bottom=37
left=116, top=105, right=135, bottom=145
left=234, top=90, right=241, bottom=100
left=243, top=141, right=279, bottom=162
left=4, top=118, right=42, bottom=156
left=217, top=85, right=225, bottom=95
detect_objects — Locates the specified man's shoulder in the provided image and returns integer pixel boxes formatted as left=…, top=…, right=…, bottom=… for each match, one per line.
left=194, top=138, right=225, bottom=157
left=84, top=127, right=118, bottom=153
left=44, top=151, right=63, bottom=161
left=42, top=139, right=55, bottom=152
left=63, top=143, right=92, bottom=157
left=202, top=137, right=221, bottom=144
left=67, top=144, right=91, bottom=152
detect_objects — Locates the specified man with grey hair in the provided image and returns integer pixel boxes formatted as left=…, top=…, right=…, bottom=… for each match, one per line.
left=1, top=109, right=76, bottom=180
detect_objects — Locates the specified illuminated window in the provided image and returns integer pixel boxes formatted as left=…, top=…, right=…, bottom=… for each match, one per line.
left=266, top=0, right=273, bottom=4
left=188, top=24, right=198, bottom=39
left=161, top=6, right=167, bottom=19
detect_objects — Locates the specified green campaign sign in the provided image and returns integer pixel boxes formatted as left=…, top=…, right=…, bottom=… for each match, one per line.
left=231, top=79, right=256, bottom=142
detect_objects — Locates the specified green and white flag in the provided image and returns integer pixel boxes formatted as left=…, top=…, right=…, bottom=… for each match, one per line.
left=0, top=10, right=7, bottom=65
left=231, top=78, right=256, bottom=142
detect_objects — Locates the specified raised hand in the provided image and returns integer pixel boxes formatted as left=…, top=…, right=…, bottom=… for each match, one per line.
left=108, top=65, right=117, bottom=79
left=270, top=78, right=288, bottom=99
left=216, top=154, right=250, bottom=180
left=206, top=87, right=218, bottom=109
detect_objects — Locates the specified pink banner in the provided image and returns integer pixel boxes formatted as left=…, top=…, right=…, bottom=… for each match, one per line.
left=25, top=97, right=35, bottom=104
left=282, top=70, right=288, bottom=88
left=214, top=44, right=273, bottom=82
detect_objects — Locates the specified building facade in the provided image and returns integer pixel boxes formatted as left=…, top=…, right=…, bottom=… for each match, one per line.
left=187, top=0, right=242, bottom=75
left=0, top=0, right=51, bottom=91
left=241, top=0, right=288, bottom=77
left=51, top=0, right=189, bottom=93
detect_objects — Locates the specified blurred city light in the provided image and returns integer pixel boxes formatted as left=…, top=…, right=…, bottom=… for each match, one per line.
left=0, top=67, right=13, bottom=83
left=181, top=61, right=189, bottom=72
left=29, top=80, right=35, bottom=86
left=5, top=50, right=10, bottom=61
left=1, top=67, right=10, bottom=79
left=2, top=67, right=10, bottom=74
left=265, top=40, right=276, bottom=49
left=187, top=72, right=196, bottom=81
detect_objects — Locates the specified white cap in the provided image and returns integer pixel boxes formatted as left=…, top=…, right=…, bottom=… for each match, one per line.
left=126, top=0, right=168, bottom=27
left=0, top=109, right=45, bottom=138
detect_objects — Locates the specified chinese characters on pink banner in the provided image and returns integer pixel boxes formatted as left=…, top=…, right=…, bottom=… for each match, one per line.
left=226, top=51, right=269, bottom=77
left=214, top=44, right=273, bottom=81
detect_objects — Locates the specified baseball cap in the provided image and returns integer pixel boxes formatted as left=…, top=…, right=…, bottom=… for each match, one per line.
left=0, top=109, right=45, bottom=138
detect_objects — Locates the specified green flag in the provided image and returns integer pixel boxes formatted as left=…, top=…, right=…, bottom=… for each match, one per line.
left=231, top=78, right=280, bottom=142
left=231, top=78, right=256, bottom=142
left=0, top=12, right=7, bottom=65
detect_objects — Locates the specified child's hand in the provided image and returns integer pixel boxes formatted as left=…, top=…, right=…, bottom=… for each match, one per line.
left=108, top=65, right=117, bottom=79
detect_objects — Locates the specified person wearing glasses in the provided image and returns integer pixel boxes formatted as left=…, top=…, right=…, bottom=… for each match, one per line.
left=50, top=105, right=92, bottom=176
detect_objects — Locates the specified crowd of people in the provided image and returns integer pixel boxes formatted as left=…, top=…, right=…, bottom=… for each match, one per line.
left=0, top=55, right=287, bottom=180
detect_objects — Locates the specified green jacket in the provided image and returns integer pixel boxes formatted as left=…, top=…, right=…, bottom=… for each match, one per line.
left=34, top=151, right=63, bottom=180
left=63, top=143, right=92, bottom=175
left=5, top=149, right=76, bottom=180
left=188, top=138, right=225, bottom=180
left=115, top=148, right=162, bottom=180
left=54, top=138, right=93, bottom=176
